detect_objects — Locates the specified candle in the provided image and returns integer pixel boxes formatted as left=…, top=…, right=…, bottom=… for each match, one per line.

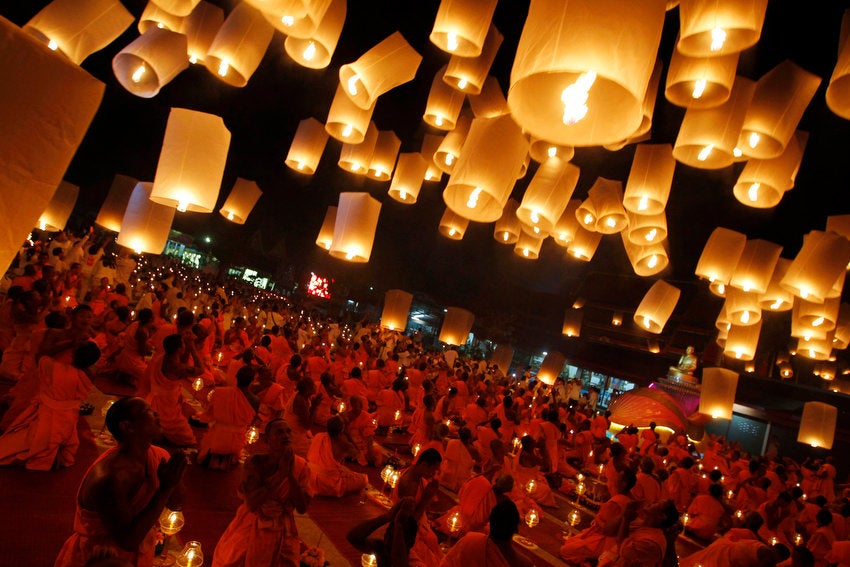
left=794, top=533, right=803, bottom=545
left=192, top=377, right=204, bottom=392
left=576, top=482, right=586, bottom=496
left=412, top=444, right=421, bottom=457
left=568, top=510, right=581, bottom=526
left=525, top=508, right=539, bottom=528
left=682, top=513, right=689, bottom=526
left=361, top=554, right=378, bottom=567
left=245, top=426, right=260, bottom=444
left=394, top=410, right=401, bottom=422
left=525, top=479, right=537, bottom=495
left=735, top=509, right=743, bottom=519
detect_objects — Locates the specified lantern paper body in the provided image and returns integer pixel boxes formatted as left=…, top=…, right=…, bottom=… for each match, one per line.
left=665, top=46, right=739, bottom=109
left=494, top=198, right=522, bottom=245
left=677, top=0, right=768, bottom=57
left=725, top=288, right=762, bottom=326
left=338, top=122, right=378, bottom=175
left=728, top=239, right=782, bottom=295
left=537, top=352, right=566, bottom=385
left=439, top=208, right=469, bottom=240
left=551, top=200, right=582, bottom=246
left=781, top=231, right=850, bottom=303
left=797, top=334, right=834, bottom=361
left=435, top=115, right=471, bottom=174
left=205, top=3, right=274, bottom=87
left=699, top=368, right=739, bottom=420
left=517, top=158, right=580, bottom=236
left=589, top=178, right=628, bottom=235
left=25, top=0, right=134, bottom=65
left=443, top=24, right=503, bottom=95
left=328, top=193, right=381, bottom=263
left=284, top=0, right=346, bottom=69
left=634, top=280, right=681, bottom=334
left=262, top=0, right=334, bottom=39
left=420, top=134, right=445, bottom=182
left=832, top=303, right=850, bottom=349
left=469, top=76, right=509, bottom=118
left=0, top=16, right=104, bottom=273
left=113, top=28, right=189, bottom=98
left=724, top=320, right=762, bottom=361
left=562, top=309, right=584, bottom=337
left=733, top=130, right=809, bottom=208
left=424, top=66, right=465, bottom=130
left=388, top=153, right=428, bottom=204
left=150, top=108, right=230, bottom=213
left=827, top=10, right=850, bottom=120
left=326, top=84, right=376, bottom=144
left=490, top=344, right=514, bottom=373
left=179, top=1, right=223, bottom=64
left=624, top=144, right=675, bottom=215
left=567, top=225, right=602, bottom=261
left=315, top=206, right=337, bottom=250
left=219, top=178, right=262, bottom=224
left=430, top=0, right=497, bottom=57
left=695, top=227, right=747, bottom=284
left=339, top=32, right=422, bottom=110
left=514, top=231, right=543, bottom=260
left=627, top=211, right=667, bottom=246
left=529, top=137, right=575, bottom=164
left=139, top=2, right=183, bottom=33
left=116, top=182, right=176, bottom=254
left=797, top=402, right=837, bottom=449
left=796, top=297, right=840, bottom=333
left=439, top=307, right=475, bottom=346
left=150, top=0, right=200, bottom=17
left=623, top=236, right=669, bottom=277
left=443, top=114, right=529, bottom=223
left=791, top=300, right=829, bottom=342
left=508, top=0, right=666, bottom=147
left=285, top=117, right=329, bottom=174
left=367, top=130, right=401, bottom=181
left=381, top=289, right=413, bottom=332
left=38, top=181, right=79, bottom=231
left=738, top=61, right=821, bottom=160
left=760, top=258, right=795, bottom=312
left=631, top=59, right=663, bottom=139
left=96, top=174, right=138, bottom=232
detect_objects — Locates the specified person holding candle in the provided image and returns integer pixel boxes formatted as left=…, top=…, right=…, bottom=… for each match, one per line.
left=197, top=365, right=259, bottom=471
left=439, top=499, right=533, bottom=567
left=346, top=497, right=419, bottom=567
left=146, top=334, right=203, bottom=448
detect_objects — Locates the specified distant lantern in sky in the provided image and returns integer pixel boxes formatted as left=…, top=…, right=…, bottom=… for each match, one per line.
left=490, top=344, right=514, bottom=373
left=179, top=1, right=224, bottom=65
left=575, top=191, right=599, bottom=232
left=367, top=130, right=401, bottom=181
left=588, top=178, right=628, bottom=235
left=626, top=211, right=667, bottom=246
left=388, top=153, right=428, bottom=204
left=95, top=174, right=138, bottom=232
left=420, top=134, right=445, bottom=182
left=724, top=320, right=762, bottom=361
left=25, top=0, right=134, bottom=65
left=424, top=65, right=465, bottom=131
left=724, top=287, right=762, bottom=326
left=315, top=206, right=337, bottom=251
left=430, top=0, right=497, bottom=57
left=634, top=280, right=680, bottom=334
left=695, top=227, right=747, bottom=291
left=729, top=239, right=783, bottom=295
left=797, top=333, right=834, bottom=361
left=623, top=144, right=675, bottom=215
left=665, top=44, right=739, bottom=109
left=37, top=180, right=78, bottom=232
left=528, top=136, right=575, bottom=164
left=443, top=114, right=529, bottom=223
left=258, top=0, right=334, bottom=40
left=733, top=130, right=809, bottom=208
left=112, top=27, right=188, bottom=98
left=338, top=121, right=378, bottom=175
left=285, top=117, right=329, bottom=174
left=514, top=230, right=544, bottom=260
left=677, top=0, right=768, bottom=57
left=494, top=198, right=522, bottom=245
left=827, top=10, right=850, bottom=120
left=438, top=207, right=469, bottom=240
left=759, top=258, right=794, bottom=312
left=622, top=235, right=669, bottom=277
left=566, top=224, right=602, bottom=262
left=537, top=352, right=566, bottom=385
left=673, top=76, right=755, bottom=169
left=381, top=289, right=413, bottom=332
left=284, top=0, right=346, bottom=69
left=443, top=24, right=503, bottom=95
left=150, top=0, right=200, bottom=17
left=116, top=182, right=175, bottom=254
left=339, top=31, right=422, bottom=110
left=435, top=114, right=471, bottom=175
left=562, top=309, right=583, bottom=337
left=439, top=307, right=475, bottom=346
left=517, top=158, right=580, bottom=236
left=737, top=60, right=821, bottom=160
left=328, top=192, right=381, bottom=263
left=798, top=402, right=837, bottom=449
left=781, top=230, right=850, bottom=303
left=832, top=303, right=850, bottom=349
left=219, top=178, right=262, bottom=224
left=150, top=107, right=231, bottom=213
left=138, top=1, right=183, bottom=33
left=325, top=84, right=376, bottom=144
left=468, top=76, right=509, bottom=118
left=699, top=367, right=738, bottom=420
left=508, top=0, right=666, bottom=147
left=205, top=2, right=274, bottom=87
left=551, top=199, right=582, bottom=247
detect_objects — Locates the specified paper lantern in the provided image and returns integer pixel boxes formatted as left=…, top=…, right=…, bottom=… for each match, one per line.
left=339, top=31, right=422, bottom=110
left=622, top=236, right=669, bottom=277
left=575, top=192, right=599, bottom=230
left=490, top=344, right=514, bottom=372
left=438, top=208, right=469, bottom=240
left=443, top=114, right=529, bottom=223
left=715, top=326, right=728, bottom=349
left=724, top=320, right=762, bottom=361
left=796, top=297, right=840, bottom=332
left=737, top=61, right=821, bottom=160
left=733, top=130, right=809, bottom=208
left=285, top=117, right=329, bottom=174
left=150, top=0, right=200, bottom=17
left=551, top=199, right=582, bottom=247
left=665, top=45, right=739, bottom=109
left=493, top=199, right=521, bottom=245
left=514, top=231, right=544, bottom=260
left=325, top=85, right=376, bottom=144
left=328, top=192, right=381, bottom=263
left=716, top=303, right=731, bottom=333
left=759, top=258, right=794, bottom=312
left=729, top=239, right=783, bottom=295
left=798, top=334, right=834, bottom=361
left=589, top=178, right=628, bottom=235
left=516, top=153, right=531, bottom=180
left=315, top=206, right=337, bottom=250
left=798, top=402, right=837, bottom=449
left=388, top=153, right=428, bottom=204
left=677, top=0, right=768, bottom=56
left=781, top=230, right=850, bottom=303
left=626, top=211, right=667, bottom=246
left=38, top=181, right=79, bottom=231
left=284, top=0, right=345, bottom=69
left=528, top=136, right=575, bottom=164
left=139, top=1, right=183, bottom=33
left=634, top=280, right=680, bottom=334
left=25, top=0, right=134, bottom=65
left=178, top=1, right=224, bottom=64
left=113, top=28, right=189, bottom=98
left=695, top=227, right=747, bottom=285
left=430, top=0, right=497, bottom=57
left=424, top=66, right=465, bottom=130
left=699, top=367, right=739, bottom=419
left=205, top=3, right=274, bottom=87
left=832, top=304, right=850, bottom=349
left=623, top=144, right=675, bottom=215
left=0, top=16, right=104, bottom=273
left=443, top=24, right=503, bottom=95
left=116, top=182, right=175, bottom=254
left=673, top=76, right=754, bottom=169
left=725, top=287, right=762, bottom=326
left=260, top=0, right=334, bottom=40
left=631, top=59, right=663, bottom=139
left=827, top=271, right=846, bottom=300
left=517, top=158, right=580, bottom=236
left=434, top=115, right=472, bottom=174
left=562, top=310, right=583, bottom=337
left=827, top=10, right=850, bottom=119
left=537, top=352, right=566, bottom=385
left=420, top=134, right=445, bottom=182
left=566, top=225, right=602, bottom=261
left=612, top=312, right=623, bottom=326
left=338, top=122, right=378, bottom=174
left=219, top=178, right=262, bottom=224
left=508, top=0, right=666, bottom=147
left=439, top=307, right=475, bottom=346
left=150, top=108, right=230, bottom=212
left=826, top=215, right=850, bottom=256
left=367, top=130, right=401, bottom=181
left=95, top=174, right=138, bottom=232
left=791, top=300, right=829, bottom=342
left=381, top=289, right=413, bottom=332
left=468, top=76, right=509, bottom=118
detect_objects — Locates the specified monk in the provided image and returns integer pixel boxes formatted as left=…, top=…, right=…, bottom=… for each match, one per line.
left=436, top=474, right=514, bottom=536
left=346, top=497, right=419, bottom=567
left=345, top=395, right=380, bottom=467
left=113, top=309, right=155, bottom=390
left=441, top=427, right=479, bottom=491
left=197, top=366, right=259, bottom=470
left=146, top=334, right=202, bottom=448
left=686, top=483, right=727, bottom=540
left=396, top=448, right=445, bottom=567
left=306, top=416, right=368, bottom=497
left=440, top=499, right=533, bottom=567
left=598, top=499, right=680, bottom=567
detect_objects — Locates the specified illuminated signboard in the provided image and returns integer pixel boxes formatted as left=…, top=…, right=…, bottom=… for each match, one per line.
left=307, top=272, right=331, bottom=299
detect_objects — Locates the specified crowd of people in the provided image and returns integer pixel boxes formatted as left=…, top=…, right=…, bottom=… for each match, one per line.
left=1, top=228, right=849, bottom=567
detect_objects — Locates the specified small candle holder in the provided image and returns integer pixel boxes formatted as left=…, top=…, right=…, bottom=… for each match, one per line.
left=361, top=554, right=377, bottom=567
left=154, top=509, right=185, bottom=566
left=525, top=508, right=540, bottom=528
left=245, top=426, right=260, bottom=445
left=176, top=541, right=203, bottom=566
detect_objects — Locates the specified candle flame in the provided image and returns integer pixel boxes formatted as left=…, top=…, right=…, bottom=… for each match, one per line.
left=561, top=71, right=596, bottom=125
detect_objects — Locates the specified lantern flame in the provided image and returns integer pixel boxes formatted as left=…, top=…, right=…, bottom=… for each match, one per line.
left=132, top=65, right=146, bottom=83
left=435, top=115, right=444, bottom=127
left=710, top=26, right=727, bottom=52
left=638, top=196, right=649, bottom=211
left=47, top=39, right=58, bottom=50
left=692, top=78, right=707, bottom=99
left=457, top=78, right=468, bottom=90
left=733, top=147, right=743, bottom=157
left=561, top=71, right=596, bottom=125
left=748, top=132, right=760, bottom=148
left=281, top=15, right=295, bottom=27
left=583, top=213, right=594, bottom=225
left=303, top=41, right=317, bottom=61
left=447, top=32, right=459, bottom=51
left=547, top=146, right=557, bottom=158
left=217, top=59, right=229, bottom=77
left=444, top=153, right=455, bottom=166
left=646, top=228, right=657, bottom=241
left=647, top=254, right=658, bottom=268
left=227, top=211, right=234, bottom=221
left=747, top=182, right=760, bottom=202
left=467, top=186, right=483, bottom=209
left=347, top=74, right=362, bottom=96
left=342, top=124, right=353, bottom=138
left=698, top=144, right=713, bottom=161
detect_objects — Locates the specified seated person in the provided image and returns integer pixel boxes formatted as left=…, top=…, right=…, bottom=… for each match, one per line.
left=306, top=416, right=368, bottom=498
left=686, top=483, right=727, bottom=540
left=440, top=499, right=533, bottom=567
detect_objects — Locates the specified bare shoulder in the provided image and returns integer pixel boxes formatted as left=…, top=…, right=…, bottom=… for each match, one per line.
left=80, top=452, right=145, bottom=509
